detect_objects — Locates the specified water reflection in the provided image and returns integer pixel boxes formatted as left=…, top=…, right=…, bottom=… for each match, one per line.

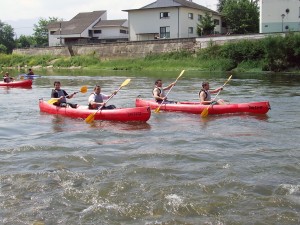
left=199, top=113, right=270, bottom=129
left=51, top=115, right=66, bottom=133
left=49, top=113, right=152, bottom=133
left=0, top=86, right=32, bottom=94
left=90, top=120, right=151, bottom=131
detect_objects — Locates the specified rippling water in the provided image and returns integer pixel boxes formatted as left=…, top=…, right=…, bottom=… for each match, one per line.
left=0, top=71, right=299, bottom=225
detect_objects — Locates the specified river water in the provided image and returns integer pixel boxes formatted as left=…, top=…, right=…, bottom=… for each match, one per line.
left=0, top=71, right=299, bottom=225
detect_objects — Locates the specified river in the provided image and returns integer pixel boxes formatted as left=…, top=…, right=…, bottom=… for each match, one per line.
left=0, top=70, right=299, bottom=225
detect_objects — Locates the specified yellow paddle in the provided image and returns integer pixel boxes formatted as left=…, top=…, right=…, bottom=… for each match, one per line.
left=85, top=78, right=131, bottom=124
left=47, top=86, right=88, bottom=104
left=201, top=75, right=232, bottom=118
left=154, top=70, right=185, bottom=113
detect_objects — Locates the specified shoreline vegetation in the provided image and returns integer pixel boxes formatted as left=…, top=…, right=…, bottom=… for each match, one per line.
left=1, top=34, right=300, bottom=74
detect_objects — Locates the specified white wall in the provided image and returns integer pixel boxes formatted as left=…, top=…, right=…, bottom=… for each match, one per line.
left=128, top=8, right=179, bottom=41
left=260, top=0, right=300, bottom=33
left=48, top=29, right=65, bottom=46
left=180, top=8, right=221, bottom=37
left=128, top=7, right=222, bottom=41
left=48, top=11, right=108, bottom=46
left=93, top=27, right=128, bottom=39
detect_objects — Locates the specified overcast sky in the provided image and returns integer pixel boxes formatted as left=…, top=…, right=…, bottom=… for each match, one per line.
left=1, top=0, right=218, bottom=37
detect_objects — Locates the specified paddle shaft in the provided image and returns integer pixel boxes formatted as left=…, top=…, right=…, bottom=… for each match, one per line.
left=158, top=82, right=176, bottom=106
left=90, top=85, right=123, bottom=115
left=211, top=75, right=232, bottom=102
left=155, top=70, right=185, bottom=111
left=201, top=75, right=232, bottom=117
left=66, top=91, right=79, bottom=98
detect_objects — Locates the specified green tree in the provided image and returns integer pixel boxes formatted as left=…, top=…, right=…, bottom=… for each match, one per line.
left=217, top=0, right=227, bottom=12
left=33, top=17, right=59, bottom=47
left=197, top=13, right=216, bottom=36
left=0, top=20, right=15, bottom=53
left=221, top=0, right=259, bottom=34
left=0, top=44, right=7, bottom=53
left=16, top=35, right=36, bottom=48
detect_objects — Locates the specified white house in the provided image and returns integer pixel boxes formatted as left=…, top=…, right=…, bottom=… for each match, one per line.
left=260, top=0, right=300, bottom=33
left=123, top=0, right=222, bottom=41
left=92, top=19, right=128, bottom=42
left=47, top=11, right=128, bottom=46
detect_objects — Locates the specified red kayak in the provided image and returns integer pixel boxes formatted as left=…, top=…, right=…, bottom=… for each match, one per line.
left=136, top=98, right=270, bottom=115
left=39, top=100, right=151, bottom=122
left=0, top=79, right=32, bottom=87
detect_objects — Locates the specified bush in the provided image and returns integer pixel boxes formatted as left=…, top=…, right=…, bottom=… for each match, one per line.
left=145, top=51, right=192, bottom=61
left=220, top=39, right=265, bottom=63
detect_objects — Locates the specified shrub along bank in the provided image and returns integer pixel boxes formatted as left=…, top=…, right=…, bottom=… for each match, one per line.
left=1, top=33, right=300, bottom=73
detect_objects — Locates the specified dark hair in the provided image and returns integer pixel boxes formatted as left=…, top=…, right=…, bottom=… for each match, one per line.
left=94, top=85, right=101, bottom=91
left=202, top=82, right=209, bottom=88
left=54, top=81, right=61, bottom=86
left=155, top=79, right=162, bottom=85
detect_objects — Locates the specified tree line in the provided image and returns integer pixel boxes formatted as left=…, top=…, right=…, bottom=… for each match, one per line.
left=0, top=17, right=60, bottom=54
left=198, top=0, right=259, bottom=35
left=1, top=0, right=259, bottom=53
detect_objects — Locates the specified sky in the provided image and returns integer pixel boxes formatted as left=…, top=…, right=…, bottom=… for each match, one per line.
left=1, top=0, right=218, bottom=37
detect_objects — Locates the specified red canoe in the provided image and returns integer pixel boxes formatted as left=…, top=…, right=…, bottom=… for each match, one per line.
left=136, top=98, right=270, bottom=115
left=0, top=79, right=32, bottom=87
left=39, top=100, right=151, bottom=122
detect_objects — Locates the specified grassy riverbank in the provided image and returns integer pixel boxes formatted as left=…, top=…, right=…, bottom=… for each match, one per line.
left=1, top=33, right=300, bottom=73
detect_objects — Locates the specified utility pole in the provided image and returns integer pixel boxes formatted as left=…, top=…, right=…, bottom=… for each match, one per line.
left=281, top=14, right=285, bottom=32
left=59, top=22, right=62, bottom=46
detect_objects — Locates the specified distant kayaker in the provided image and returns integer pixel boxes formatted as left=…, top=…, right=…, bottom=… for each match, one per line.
left=153, top=79, right=176, bottom=103
left=3, top=72, right=14, bottom=83
left=27, top=68, right=34, bottom=75
left=199, top=81, right=225, bottom=105
left=88, top=85, right=117, bottom=110
left=51, top=81, right=78, bottom=108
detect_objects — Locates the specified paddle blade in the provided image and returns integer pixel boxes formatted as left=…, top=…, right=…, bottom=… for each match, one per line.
left=80, top=86, right=88, bottom=93
left=85, top=112, right=96, bottom=123
left=121, top=79, right=131, bottom=88
left=224, top=75, right=232, bottom=86
left=177, top=70, right=185, bottom=80
left=154, top=107, right=161, bottom=113
left=47, top=98, right=59, bottom=104
left=200, top=107, right=209, bottom=118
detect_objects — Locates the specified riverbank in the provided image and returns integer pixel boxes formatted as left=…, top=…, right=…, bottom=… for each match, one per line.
left=1, top=33, right=300, bottom=74
left=0, top=52, right=263, bottom=74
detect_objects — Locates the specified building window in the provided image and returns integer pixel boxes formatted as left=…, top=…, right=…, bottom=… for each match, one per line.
left=160, top=12, right=170, bottom=18
left=198, top=14, right=202, bottom=21
left=214, top=19, right=220, bottom=25
left=50, top=31, right=55, bottom=34
left=160, top=26, right=170, bottom=38
left=94, top=30, right=102, bottom=34
left=120, top=29, right=127, bottom=34
left=188, top=27, right=193, bottom=34
left=188, top=13, right=193, bottom=19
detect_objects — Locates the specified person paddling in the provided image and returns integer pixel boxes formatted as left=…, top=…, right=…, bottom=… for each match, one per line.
left=51, top=81, right=78, bottom=108
left=27, top=68, right=34, bottom=75
left=88, top=85, right=117, bottom=110
left=3, top=72, right=14, bottom=83
left=153, top=79, right=176, bottom=104
left=199, top=81, right=225, bottom=105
